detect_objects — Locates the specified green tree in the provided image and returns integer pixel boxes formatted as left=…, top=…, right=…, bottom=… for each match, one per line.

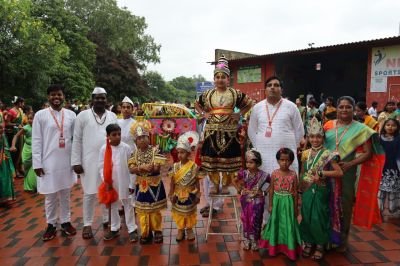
left=0, top=0, right=69, bottom=104
left=32, top=0, right=96, bottom=99
left=94, top=39, right=148, bottom=103
left=66, top=0, right=160, bottom=69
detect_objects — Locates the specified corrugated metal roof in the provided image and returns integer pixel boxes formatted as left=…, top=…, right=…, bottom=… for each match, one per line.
left=226, top=36, right=400, bottom=62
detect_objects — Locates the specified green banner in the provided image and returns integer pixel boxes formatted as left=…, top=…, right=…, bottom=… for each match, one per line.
left=237, top=66, right=261, bottom=83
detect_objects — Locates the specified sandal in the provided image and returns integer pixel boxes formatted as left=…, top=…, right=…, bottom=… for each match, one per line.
left=154, top=231, right=163, bottom=243
left=200, top=206, right=210, bottom=214
left=311, top=245, right=324, bottom=261
left=140, top=236, right=151, bottom=244
left=302, top=242, right=313, bottom=258
left=82, top=226, right=93, bottom=239
left=201, top=208, right=217, bottom=218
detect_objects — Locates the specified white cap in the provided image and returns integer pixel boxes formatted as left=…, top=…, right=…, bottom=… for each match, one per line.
left=92, top=87, right=107, bottom=95
left=122, top=96, right=134, bottom=106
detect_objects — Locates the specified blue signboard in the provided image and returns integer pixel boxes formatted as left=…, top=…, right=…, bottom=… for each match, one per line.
left=196, top=81, right=214, bottom=93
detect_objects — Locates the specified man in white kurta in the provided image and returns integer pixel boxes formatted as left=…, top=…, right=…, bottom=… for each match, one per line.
left=99, top=133, right=137, bottom=241
left=71, top=87, right=117, bottom=239
left=248, top=85, right=304, bottom=174
left=117, top=96, right=137, bottom=196
left=118, top=96, right=136, bottom=149
left=32, top=84, right=77, bottom=241
left=248, top=77, right=304, bottom=223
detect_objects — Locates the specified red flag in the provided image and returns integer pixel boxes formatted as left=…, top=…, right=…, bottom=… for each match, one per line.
left=98, top=139, right=118, bottom=206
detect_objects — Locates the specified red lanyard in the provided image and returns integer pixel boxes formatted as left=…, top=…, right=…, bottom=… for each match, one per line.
left=49, top=108, right=64, bottom=137
left=266, top=99, right=283, bottom=127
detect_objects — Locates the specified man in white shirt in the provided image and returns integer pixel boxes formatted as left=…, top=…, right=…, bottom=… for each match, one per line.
left=71, top=87, right=118, bottom=239
left=248, top=76, right=304, bottom=175
left=248, top=76, right=304, bottom=223
left=368, top=101, right=378, bottom=120
left=32, top=84, right=77, bottom=241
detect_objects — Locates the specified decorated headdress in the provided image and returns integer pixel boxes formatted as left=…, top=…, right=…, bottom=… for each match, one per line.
left=245, top=149, right=257, bottom=161
left=176, top=131, right=199, bottom=152
left=130, top=120, right=152, bottom=140
left=245, top=149, right=262, bottom=166
left=307, top=116, right=324, bottom=136
left=214, top=55, right=230, bottom=76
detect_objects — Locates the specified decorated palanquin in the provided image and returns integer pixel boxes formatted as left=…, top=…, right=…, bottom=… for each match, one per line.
left=136, top=103, right=198, bottom=153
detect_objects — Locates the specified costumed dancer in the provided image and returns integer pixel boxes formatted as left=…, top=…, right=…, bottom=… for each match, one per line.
left=10, top=112, right=37, bottom=192
left=299, top=117, right=343, bottom=260
left=128, top=120, right=167, bottom=244
left=259, top=148, right=302, bottom=260
left=0, top=123, right=16, bottom=206
left=32, top=84, right=77, bottom=241
left=378, top=119, right=400, bottom=215
left=235, top=149, right=269, bottom=251
left=195, top=55, right=253, bottom=194
left=98, top=124, right=138, bottom=242
left=195, top=117, right=223, bottom=217
left=169, top=131, right=201, bottom=241
left=71, top=87, right=118, bottom=239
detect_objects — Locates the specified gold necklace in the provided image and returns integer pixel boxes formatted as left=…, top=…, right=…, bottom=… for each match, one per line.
left=335, top=120, right=352, bottom=151
left=215, top=88, right=229, bottom=106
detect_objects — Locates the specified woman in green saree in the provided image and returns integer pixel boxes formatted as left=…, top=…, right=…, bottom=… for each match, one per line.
left=323, top=96, right=385, bottom=252
left=10, top=113, right=36, bottom=192
left=0, top=123, right=16, bottom=206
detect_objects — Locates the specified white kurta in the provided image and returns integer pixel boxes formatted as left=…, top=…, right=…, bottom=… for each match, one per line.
left=117, top=117, right=137, bottom=189
left=98, top=142, right=133, bottom=200
left=248, top=99, right=304, bottom=174
left=117, top=117, right=136, bottom=150
left=32, top=108, right=77, bottom=194
left=71, top=109, right=117, bottom=194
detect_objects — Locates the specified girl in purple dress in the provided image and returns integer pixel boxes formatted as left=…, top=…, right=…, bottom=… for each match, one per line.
left=235, top=149, right=270, bottom=251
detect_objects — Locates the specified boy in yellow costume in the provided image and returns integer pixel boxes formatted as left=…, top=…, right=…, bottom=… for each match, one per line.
left=128, top=120, right=167, bottom=244
left=169, top=132, right=200, bottom=241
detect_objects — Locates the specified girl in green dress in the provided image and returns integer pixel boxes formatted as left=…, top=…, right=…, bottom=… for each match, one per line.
left=259, top=148, right=302, bottom=260
left=0, top=123, right=16, bottom=206
left=10, top=112, right=36, bottom=192
left=299, top=117, right=343, bottom=260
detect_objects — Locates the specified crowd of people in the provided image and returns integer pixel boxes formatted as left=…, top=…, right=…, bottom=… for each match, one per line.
left=1, top=56, right=400, bottom=262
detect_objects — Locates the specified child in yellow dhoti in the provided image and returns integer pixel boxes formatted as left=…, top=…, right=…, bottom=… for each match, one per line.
left=128, top=121, right=167, bottom=244
left=169, top=132, right=200, bottom=241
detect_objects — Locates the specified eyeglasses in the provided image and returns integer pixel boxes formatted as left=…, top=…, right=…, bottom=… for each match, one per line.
left=266, top=83, right=281, bottom=88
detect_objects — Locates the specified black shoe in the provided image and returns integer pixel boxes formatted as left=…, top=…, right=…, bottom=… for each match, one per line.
left=103, top=230, right=120, bottom=241
left=61, top=222, right=77, bottom=236
left=42, top=224, right=57, bottom=241
left=129, top=230, right=138, bottom=242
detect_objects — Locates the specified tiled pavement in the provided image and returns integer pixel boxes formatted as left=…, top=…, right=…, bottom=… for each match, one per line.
left=1, top=175, right=400, bottom=265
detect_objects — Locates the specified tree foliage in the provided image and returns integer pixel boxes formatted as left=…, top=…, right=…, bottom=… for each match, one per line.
left=143, top=71, right=200, bottom=104
left=0, top=0, right=203, bottom=107
left=0, top=0, right=69, bottom=103
left=0, top=0, right=160, bottom=106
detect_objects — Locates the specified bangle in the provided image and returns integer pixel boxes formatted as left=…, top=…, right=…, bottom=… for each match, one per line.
left=318, top=170, right=323, bottom=177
